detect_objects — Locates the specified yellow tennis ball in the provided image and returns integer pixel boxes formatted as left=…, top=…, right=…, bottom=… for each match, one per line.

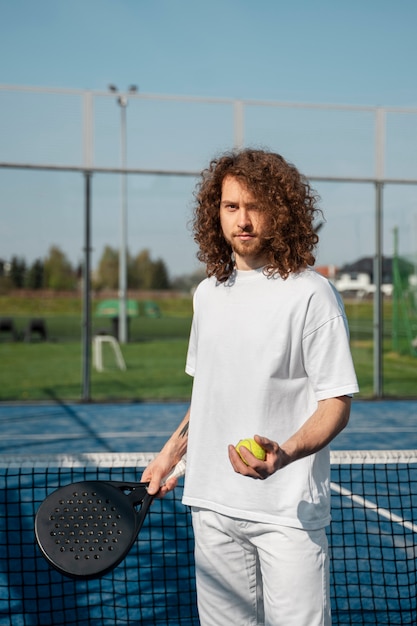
left=235, top=438, right=266, bottom=464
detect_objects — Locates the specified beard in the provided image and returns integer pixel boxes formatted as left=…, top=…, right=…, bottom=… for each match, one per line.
left=229, top=235, right=268, bottom=261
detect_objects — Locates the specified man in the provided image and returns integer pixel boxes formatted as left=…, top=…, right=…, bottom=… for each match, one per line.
left=142, top=149, right=358, bottom=625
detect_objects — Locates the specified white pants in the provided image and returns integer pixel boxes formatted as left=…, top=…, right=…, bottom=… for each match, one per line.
left=191, top=508, right=331, bottom=626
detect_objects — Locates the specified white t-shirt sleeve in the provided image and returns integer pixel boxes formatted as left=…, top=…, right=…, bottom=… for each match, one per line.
left=302, top=314, right=359, bottom=400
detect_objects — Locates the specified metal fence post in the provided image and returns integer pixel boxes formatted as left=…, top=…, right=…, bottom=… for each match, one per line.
left=82, top=171, right=92, bottom=402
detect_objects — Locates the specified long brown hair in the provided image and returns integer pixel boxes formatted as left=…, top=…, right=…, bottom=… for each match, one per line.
left=192, top=148, right=322, bottom=282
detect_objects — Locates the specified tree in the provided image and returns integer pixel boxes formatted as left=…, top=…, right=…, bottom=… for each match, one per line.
left=9, top=256, right=27, bottom=288
left=95, top=246, right=171, bottom=290
left=151, top=258, right=170, bottom=290
left=96, top=245, right=119, bottom=290
left=130, top=249, right=170, bottom=290
left=132, top=249, right=154, bottom=290
left=43, top=246, right=76, bottom=290
left=26, top=259, right=44, bottom=289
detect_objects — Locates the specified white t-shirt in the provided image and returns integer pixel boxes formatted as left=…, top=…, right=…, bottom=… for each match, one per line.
left=182, top=267, right=359, bottom=529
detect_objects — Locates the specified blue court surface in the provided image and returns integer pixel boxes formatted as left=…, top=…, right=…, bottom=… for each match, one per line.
left=0, top=401, right=416, bottom=625
left=1, top=399, right=417, bottom=455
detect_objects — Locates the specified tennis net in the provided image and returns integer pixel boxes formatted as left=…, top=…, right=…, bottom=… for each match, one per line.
left=0, top=450, right=416, bottom=625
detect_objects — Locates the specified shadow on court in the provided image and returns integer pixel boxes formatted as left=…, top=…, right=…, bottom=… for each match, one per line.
left=0, top=400, right=416, bottom=455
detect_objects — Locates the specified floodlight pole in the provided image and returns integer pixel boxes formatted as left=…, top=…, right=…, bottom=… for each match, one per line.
left=373, top=182, right=383, bottom=398
left=119, top=95, right=128, bottom=344
left=109, top=85, right=138, bottom=344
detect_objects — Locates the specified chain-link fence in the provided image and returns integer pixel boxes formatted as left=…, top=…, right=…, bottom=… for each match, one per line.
left=1, top=85, right=417, bottom=400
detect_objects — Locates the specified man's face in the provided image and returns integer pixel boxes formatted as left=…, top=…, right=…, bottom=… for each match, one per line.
left=220, top=175, right=269, bottom=271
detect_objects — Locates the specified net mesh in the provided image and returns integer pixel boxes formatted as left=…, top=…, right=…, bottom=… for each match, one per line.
left=329, top=450, right=417, bottom=625
left=0, top=451, right=416, bottom=626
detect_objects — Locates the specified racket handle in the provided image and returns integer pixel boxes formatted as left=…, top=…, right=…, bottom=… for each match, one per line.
left=160, top=455, right=187, bottom=486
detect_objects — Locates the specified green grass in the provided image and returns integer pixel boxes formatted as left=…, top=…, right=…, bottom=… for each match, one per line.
left=0, top=293, right=193, bottom=317
left=350, top=339, right=417, bottom=397
left=0, top=293, right=194, bottom=401
left=1, top=293, right=417, bottom=401
left=0, top=339, right=192, bottom=401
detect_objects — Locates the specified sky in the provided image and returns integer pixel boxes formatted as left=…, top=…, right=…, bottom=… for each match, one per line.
left=1, top=0, right=417, bottom=278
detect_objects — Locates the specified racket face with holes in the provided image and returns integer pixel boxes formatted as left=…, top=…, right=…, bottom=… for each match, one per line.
left=35, top=481, right=153, bottom=579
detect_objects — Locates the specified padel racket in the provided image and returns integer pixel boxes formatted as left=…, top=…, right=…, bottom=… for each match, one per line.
left=34, top=457, right=186, bottom=579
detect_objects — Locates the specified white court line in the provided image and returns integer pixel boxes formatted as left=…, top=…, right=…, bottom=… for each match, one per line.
left=330, top=482, right=417, bottom=534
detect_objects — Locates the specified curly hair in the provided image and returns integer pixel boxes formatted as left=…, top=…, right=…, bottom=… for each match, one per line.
left=192, top=148, right=322, bottom=282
